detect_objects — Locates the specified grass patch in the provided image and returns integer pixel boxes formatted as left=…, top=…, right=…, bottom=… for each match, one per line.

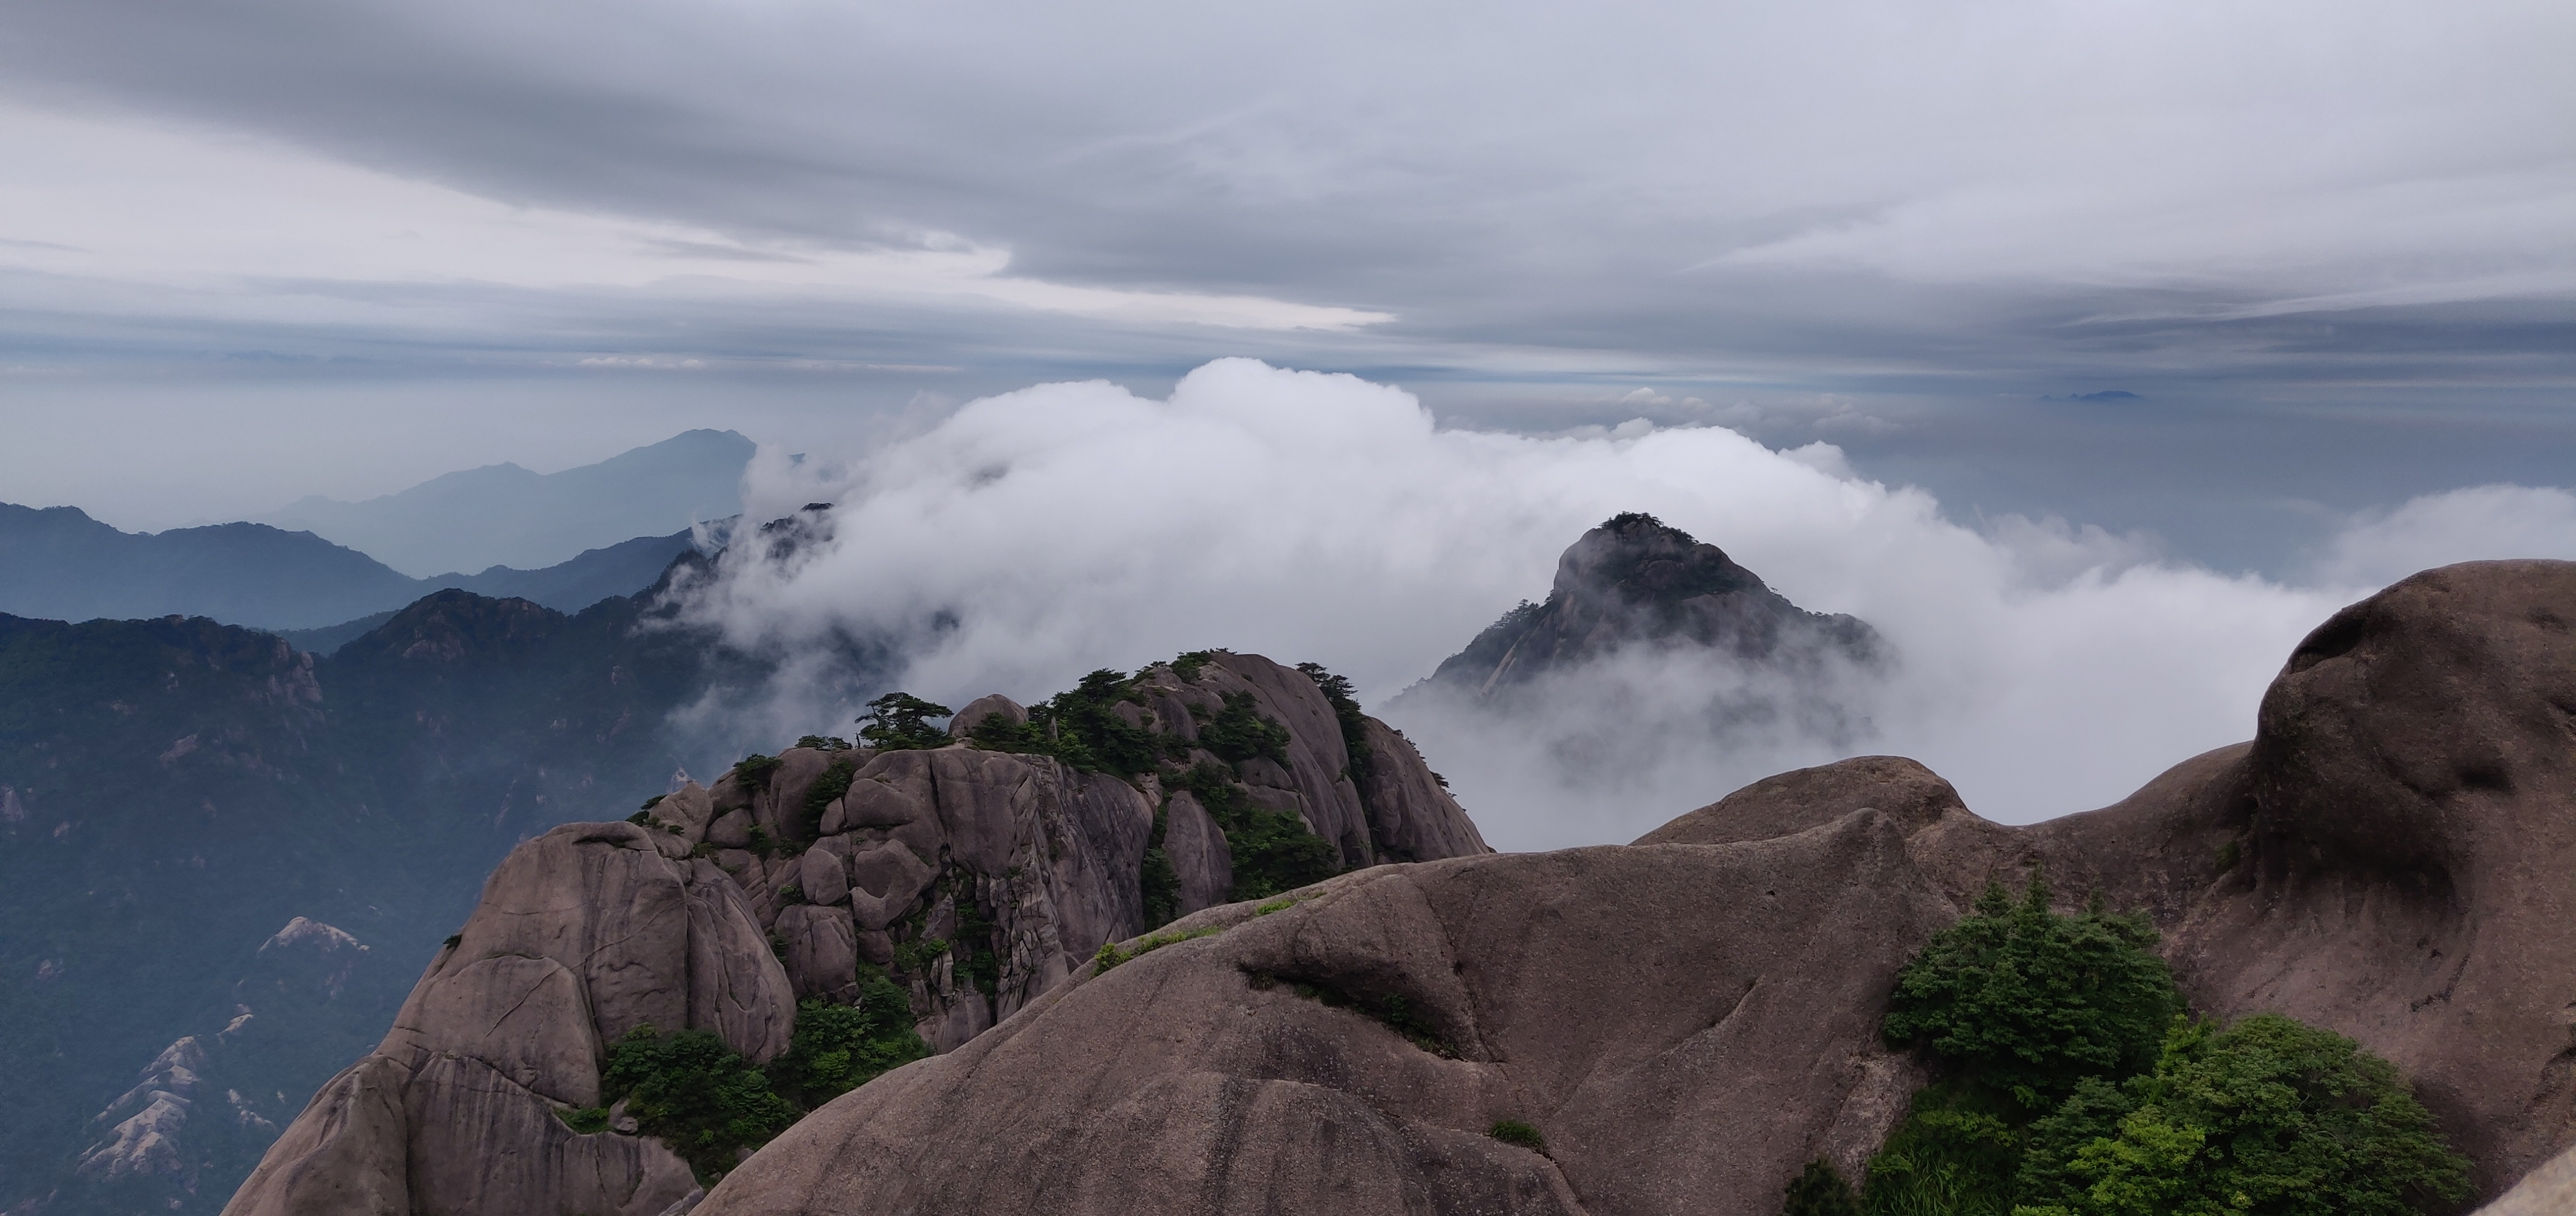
left=1092, top=925, right=1224, bottom=972
left=1246, top=970, right=1455, bottom=1057
left=1488, top=1119, right=1545, bottom=1151
left=556, top=1105, right=612, bottom=1135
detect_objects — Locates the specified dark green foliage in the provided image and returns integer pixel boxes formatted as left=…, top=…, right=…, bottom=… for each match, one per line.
left=745, top=823, right=779, bottom=858
left=2011, top=1015, right=2470, bottom=1216
left=2216, top=839, right=2242, bottom=871
left=1488, top=1120, right=1546, bottom=1151
left=1176, top=762, right=1339, bottom=901
left=733, top=753, right=783, bottom=789
left=557, top=1105, right=612, bottom=1134
left=1882, top=872, right=2178, bottom=1112
left=1139, top=806, right=1181, bottom=930
left=1860, top=1082, right=2023, bottom=1215
left=1782, top=1158, right=1863, bottom=1216
left=1296, top=662, right=1379, bottom=793
left=600, top=1024, right=800, bottom=1184
left=794, top=734, right=851, bottom=752
left=443, top=934, right=463, bottom=949
left=763, top=984, right=931, bottom=1109
left=640, top=794, right=667, bottom=810
left=951, top=895, right=1001, bottom=998
left=892, top=936, right=948, bottom=975
left=799, top=758, right=856, bottom=837
left=856, top=692, right=953, bottom=750
left=626, top=810, right=654, bottom=826
left=1197, top=691, right=1291, bottom=765
left=1170, top=649, right=1215, bottom=682
left=775, top=884, right=806, bottom=906
left=968, top=669, right=1172, bottom=775
left=1248, top=970, right=1453, bottom=1056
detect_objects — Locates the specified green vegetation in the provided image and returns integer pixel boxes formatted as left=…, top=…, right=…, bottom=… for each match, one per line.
left=1882, top=875, right=2177, bottom=1112
left=1170, top=649, right=1216, bottom=682
left=640, top=794, right=667, bottom=811
left=557, top=1105, right=613, bottom=1134
left=1782, top=1159, right=1863, bottom=1216
left=443, top=934, right=463, bottom=949
left=764, top=981, right=932, bottom=1109
left=1855, top=873, right=2468, bottom=1216
left=775, top=884, right=806, bottom=906
left=799, top=758, right=856, bottom=836
left=733, top=752, right=783, bottom=790
left=1247, top=970, right=1454, bottom=1057
left=892, top=936, right=949, bottom=975
left=600, top=983, right=929, bottom=1185
left=794, top=734, right=852, bottom=752
left=1175, top=761, right=1340, bottom=901
left=1296, top=661, right=1380, bottom=790
left=968, top=668, right=1177, bottom=775
left=1091, top=924, right=1225, bottom=972
left=2013, top=1015, right=2469, bottom=1216
left=1139, top=806, right=1181, bottom=931
left=1197, top=691, right=1291, bottom=765
left=2215, top=839, right=2241, bottom=872
left=1488, top=1120, right=1546, bottom=1151
left=1253, top=894, right=1306, bottom=915
left=599, top=1025, right=799, bottom=1183
left=856, top=692, right=953, bottom=750
left=951, top=896, right=1001, bottom=997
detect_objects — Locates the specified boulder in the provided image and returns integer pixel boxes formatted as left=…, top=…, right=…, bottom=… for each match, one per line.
left=775, top=904, right=859, bottom=1002
left=1159, top=791, right=1233, bottom=916
left=697, top=813, right=1949, bottom=1215
left=947, top=693, right=1027, bottom=737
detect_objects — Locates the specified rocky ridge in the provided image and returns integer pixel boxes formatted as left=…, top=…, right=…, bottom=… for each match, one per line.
left=687, top=560, right=2576, bottom=1214
left=224, top=652, right=1488, bottom=1216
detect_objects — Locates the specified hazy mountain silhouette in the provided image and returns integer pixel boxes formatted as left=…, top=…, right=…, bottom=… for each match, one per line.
left=0, top=505, right=703, bottom=631
left=252, top=429, right=754, bottom=576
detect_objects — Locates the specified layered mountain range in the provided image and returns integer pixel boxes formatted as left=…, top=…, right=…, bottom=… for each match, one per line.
left=224, top=558, right=2576, bottom=1215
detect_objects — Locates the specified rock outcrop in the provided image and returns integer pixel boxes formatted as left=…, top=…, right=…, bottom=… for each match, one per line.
left=225, top=652, right=1487, bottom=1215
left=690, top=560, right=2576, bottom=1213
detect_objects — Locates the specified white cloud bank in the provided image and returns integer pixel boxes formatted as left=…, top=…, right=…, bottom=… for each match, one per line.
left=671, top=359, right=2572, bottom=849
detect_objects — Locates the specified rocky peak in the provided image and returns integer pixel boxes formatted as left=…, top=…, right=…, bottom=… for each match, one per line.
left=1418, top=512, right=1881, bottom=701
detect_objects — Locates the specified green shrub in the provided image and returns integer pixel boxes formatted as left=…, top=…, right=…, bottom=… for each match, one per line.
left=1171, top=649, right=1216, bottom=682
left=2215, top=839, right=2241, bottom=871
left=1092, top=925, right=1224, bottom=972
left=557, top=1105, right=612, bottom=1134
left=640, top=794, right=667, bottom=810
left=600, top=1024, right=801, bottom=1184
left=1783, top=1158, right=1862, bottom=1216
left=1882, top=873, right=2177, bottom=1112
left=1197, top=691, right=1292, bottom=765
left=776, top=884, right=806, bottom=906
left=733, top=753, right=783, bottom=790
left=1139, top=842, right=1181, bottom=930
left=1248, top=970, right=1453, bottom=1056
left=2011, top=1014, right=2470, bottom=1216
left=1296, top=661, right=1379, bottom=793
left=1861, top=1083, right=2021, bottom=1216
left=892, top=936, right=949, bottom=975
left=794, top=734, right=851, bottom=752
left=764, top=984, right=930, bottom=1109
left=443, top=933, right=463, bottom=949
left=797, top=759, right=855, bottom=837
left=1176, top=761, right=1341, bottom=901
left=966, top=669, right=1173, bottom=774
left=1488, top=1119, right=1546, bottom=1151
left=857, top=692, right=953, bottom=750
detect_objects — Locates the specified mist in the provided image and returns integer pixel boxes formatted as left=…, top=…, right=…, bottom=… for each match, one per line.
left=666, top=359, right=2564, bottom=848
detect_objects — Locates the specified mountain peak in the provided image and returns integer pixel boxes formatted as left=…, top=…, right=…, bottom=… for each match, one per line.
left=1419, top=512, right=1880, bottom=699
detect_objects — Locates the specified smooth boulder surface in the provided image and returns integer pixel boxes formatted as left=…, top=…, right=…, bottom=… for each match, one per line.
left=700, top=812, right=1948, bottom=1216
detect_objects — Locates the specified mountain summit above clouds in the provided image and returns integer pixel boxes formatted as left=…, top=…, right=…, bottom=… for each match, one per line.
left=253, top=429, right=755, bottom=577
left=1416, top=511, right=1881, bottom=700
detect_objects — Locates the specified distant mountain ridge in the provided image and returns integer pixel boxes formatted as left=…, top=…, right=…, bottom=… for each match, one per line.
left=253, top=429, right=754, bottom=576
left=0, top=503, right=703, bottom=632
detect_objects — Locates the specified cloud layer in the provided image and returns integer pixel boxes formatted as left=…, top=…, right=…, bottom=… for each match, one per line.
left=657, top=360, right=2561, bottom=847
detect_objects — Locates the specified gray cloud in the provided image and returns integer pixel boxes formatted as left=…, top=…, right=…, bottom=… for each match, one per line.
left=2, top=0, right=2569, bottom=388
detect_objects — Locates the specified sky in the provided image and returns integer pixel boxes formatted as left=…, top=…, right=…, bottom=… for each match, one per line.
left=2, top=0, right=2573, bottom=839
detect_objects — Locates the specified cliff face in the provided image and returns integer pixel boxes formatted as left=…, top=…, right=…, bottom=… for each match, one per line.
left=691, top=560, right=2576, bottom=1214
left=224, top=652, right=1488, bottom=1215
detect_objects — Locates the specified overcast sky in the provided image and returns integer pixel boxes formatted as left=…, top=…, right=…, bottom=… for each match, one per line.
left=3, top=0, right=2571, bottom=558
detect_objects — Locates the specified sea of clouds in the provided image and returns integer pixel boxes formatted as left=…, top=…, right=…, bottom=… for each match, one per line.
left=667, top=359, right=2576, bottom=849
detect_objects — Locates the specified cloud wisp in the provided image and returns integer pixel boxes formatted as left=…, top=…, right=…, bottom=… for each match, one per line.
left=651, top=359, right=2572, bottom=848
